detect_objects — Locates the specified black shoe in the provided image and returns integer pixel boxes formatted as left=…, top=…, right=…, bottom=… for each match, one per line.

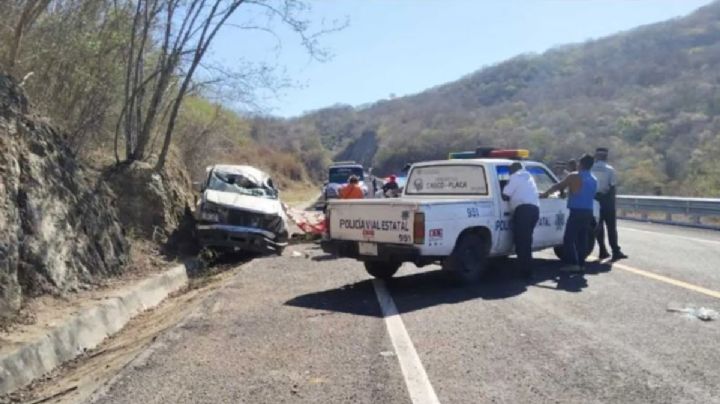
left=612, top=251, right=628, bottom=261
left=599, top=251, right=610, bottom=260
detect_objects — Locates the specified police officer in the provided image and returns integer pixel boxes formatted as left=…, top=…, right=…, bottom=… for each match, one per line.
left=541, top=154, right=597, bottom=273
left=592, top=147, right=628, bottom=261
left=502, top=162, right=540, bottom=279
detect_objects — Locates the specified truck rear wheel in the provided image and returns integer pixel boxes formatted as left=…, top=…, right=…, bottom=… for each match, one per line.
left=443, top=233, right=488, bottom=283
left=553, top=227, right=596, bottom=262
left=364, top=261, right=401, bottom=280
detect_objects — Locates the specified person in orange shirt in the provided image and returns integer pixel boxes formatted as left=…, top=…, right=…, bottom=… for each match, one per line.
left=339, top=175, right=364, bottom=199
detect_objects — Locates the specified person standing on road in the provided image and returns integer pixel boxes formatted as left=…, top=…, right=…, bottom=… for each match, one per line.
left=339, top=175, right=364, bottom=199
left=502, top=162, right=540, bottom=279
left=541, top=154, right=597, bottom=273
left=592, top=147, right=628, bottom=261
left=382, top=175, right=400, bottom=197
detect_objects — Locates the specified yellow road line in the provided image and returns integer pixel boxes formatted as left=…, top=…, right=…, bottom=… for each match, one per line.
left=590, top=256, right=720, bottom=300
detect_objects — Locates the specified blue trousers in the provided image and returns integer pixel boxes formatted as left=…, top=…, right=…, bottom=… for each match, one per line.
left=564, top=209, right=593, bottom=267
left=512, top=204, right=540, bottom=272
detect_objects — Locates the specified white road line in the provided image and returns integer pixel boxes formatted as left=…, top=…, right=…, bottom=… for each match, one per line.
left=620, top=226, right=720, bottom=246
left=372, top=279, right=440, bottom=404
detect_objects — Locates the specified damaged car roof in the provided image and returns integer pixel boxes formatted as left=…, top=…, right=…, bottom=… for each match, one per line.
left=209, top=164, right=272, bottom=186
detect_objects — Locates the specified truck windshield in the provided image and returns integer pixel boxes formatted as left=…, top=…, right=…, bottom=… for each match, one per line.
left=406, top=165, right=488, bottom=195
left=328, top=166, right=364, bottom=184
left=497, top=165, right=557, bottom=193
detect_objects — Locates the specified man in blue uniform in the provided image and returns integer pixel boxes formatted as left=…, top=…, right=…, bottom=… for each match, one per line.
left=541, top=154, right=597, bottom=272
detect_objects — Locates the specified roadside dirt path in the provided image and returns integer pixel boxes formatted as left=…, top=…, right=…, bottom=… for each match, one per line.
left=0, top=264, right=242, bottom=404
left=1, top=198, right=320, bottom=404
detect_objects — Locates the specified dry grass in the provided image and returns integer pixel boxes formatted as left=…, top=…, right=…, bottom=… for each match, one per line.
left=281, top=184, right=320, bottom=206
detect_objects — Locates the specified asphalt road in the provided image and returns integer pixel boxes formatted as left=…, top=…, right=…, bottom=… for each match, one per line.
left=87, top=220, right=720, bottom=404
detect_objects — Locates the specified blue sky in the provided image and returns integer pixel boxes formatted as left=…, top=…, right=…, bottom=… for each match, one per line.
left=210, top=0, right=713, bottom=117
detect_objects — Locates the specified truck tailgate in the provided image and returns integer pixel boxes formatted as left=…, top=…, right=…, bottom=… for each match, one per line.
left=329, top=202, right=416, bottom=244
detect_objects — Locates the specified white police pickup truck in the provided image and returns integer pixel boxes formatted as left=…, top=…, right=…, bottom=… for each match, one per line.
left=321, top=149, right=599, bottom=282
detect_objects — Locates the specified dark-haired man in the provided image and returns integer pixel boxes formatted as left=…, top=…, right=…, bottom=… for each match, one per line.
left=541, top=154, right=597, bottom=272
left=592, top=147, right=628, bottom=261
left=564, top=159, right=577, bottom=178
left=502, top=162, right=540, bottom=279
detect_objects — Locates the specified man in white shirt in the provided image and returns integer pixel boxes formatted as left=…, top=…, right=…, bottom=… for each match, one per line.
left=592, top=147, right=628, bottom=261
left=502, top=162, right=540, bottom=279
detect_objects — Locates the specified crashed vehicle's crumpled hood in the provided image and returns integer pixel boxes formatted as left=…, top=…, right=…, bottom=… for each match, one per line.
left=205, top=189, right=284, bottom=216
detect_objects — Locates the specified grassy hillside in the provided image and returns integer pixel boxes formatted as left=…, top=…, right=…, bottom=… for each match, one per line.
left=175, top=97, right=319, bottom=192
left=280, top=1, right=720, bottom=196
left=0, top=1, right=322, bottom=197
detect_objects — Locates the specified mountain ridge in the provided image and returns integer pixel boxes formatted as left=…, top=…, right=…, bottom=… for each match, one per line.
left=268, top=0, right=720, bottom=195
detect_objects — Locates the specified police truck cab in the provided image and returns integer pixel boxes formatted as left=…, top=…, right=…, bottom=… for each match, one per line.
left=321, top=148, right=599, bottom=282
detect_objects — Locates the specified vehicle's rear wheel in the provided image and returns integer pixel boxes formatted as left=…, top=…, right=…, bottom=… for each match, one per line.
left=364, top=261, right=401, bottom=280
left=443, top=233, right=489, bottom=283
left=487, top=255, right=510, bottom=268
left=554, top=227, right=597, bottom=261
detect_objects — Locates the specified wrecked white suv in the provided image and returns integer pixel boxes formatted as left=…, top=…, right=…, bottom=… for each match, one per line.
left=195, top=165, right=289, bottom=255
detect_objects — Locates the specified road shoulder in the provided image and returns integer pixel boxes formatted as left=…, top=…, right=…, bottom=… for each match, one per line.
left=0, top=264, right=189, bottom=397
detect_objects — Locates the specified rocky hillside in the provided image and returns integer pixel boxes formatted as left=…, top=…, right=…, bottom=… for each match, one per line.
left=279, top=1, right=720, bottom=196
left=0, top=74, right=128, bottom=318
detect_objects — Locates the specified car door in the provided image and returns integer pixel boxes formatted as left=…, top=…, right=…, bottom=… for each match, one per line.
left=526, top=164, right=567, bottom=248
left=494, top=165, right=516, bottom=255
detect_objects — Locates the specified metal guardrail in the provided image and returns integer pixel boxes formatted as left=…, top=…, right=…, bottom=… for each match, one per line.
left=617, top=195, right=720, bottom=229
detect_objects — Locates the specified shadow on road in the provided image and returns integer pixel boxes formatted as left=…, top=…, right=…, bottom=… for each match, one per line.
left=286, top=257, right=615, bottom=317
left=285, top=278, right=382, bottom=317
left=310, top=254, right=337, bottom=262
left=284, top=267, right=527, bottom=318
left=530, top=258, right=613, bottom=292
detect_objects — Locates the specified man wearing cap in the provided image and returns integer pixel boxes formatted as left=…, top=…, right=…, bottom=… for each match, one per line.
left=502, top=162, right=540, bottom=279
left=592, top=147, right=628, bottom=261
left=339, top=176, right=364, bottom=199
left=382, top=175, right=400, bottom=197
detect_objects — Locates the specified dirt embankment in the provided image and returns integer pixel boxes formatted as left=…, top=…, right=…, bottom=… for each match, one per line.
left=105, top=158, right=193, bottom=243
left=0, top=74, right=129, bottom=320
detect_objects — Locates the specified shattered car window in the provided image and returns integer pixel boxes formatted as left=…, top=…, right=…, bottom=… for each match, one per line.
left=207, top=171, right=278, bottom=199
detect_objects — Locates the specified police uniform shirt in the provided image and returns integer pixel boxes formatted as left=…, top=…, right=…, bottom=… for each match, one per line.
left=502, top=169, right=540, bottom=210
left=592, top=160, right=616, bottom=194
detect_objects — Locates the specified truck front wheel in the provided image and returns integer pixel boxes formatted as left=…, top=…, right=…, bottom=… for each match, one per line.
left=364, top=261, right=401, bottom=280
left=443, top=233, right=489, bottom=283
